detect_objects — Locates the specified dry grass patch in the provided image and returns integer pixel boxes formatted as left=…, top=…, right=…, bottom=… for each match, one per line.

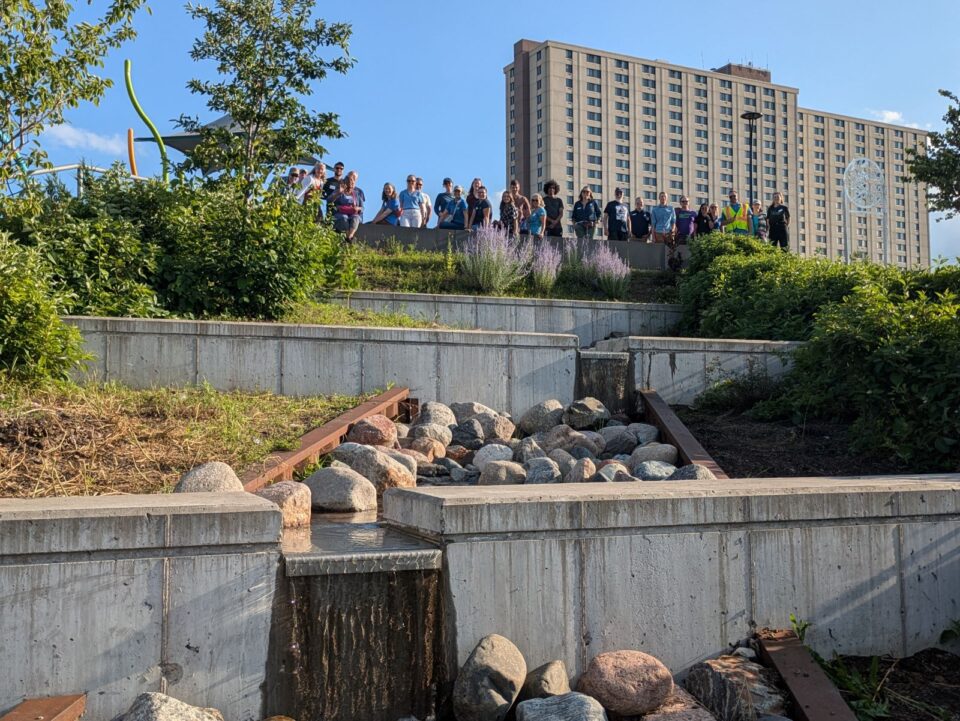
left=0, top=380, right=363, bottom=498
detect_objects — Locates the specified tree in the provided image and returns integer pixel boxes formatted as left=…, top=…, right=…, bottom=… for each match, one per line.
left=0, top=0, right=148, bottom=184
left=180, top=0, right=354, bottom=185
left=905, top=90, right=960, bottom=219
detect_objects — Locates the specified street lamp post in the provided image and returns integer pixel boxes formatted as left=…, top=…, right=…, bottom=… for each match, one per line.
left=741, top=111, right=762, bottom=205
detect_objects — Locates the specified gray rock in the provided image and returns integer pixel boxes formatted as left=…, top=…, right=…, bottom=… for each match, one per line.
left=548, top=448, right=576, bottom=477
left=416, top=401, right=457, bottom=427
left=630, top=442, right=679, bottom=467
left=450, top=401, right=498, bottom=424
left=450, top=467, right=480, bottom=484
left=517, top=437, right=548, bottom=463
left=330, top=442, right=365, bottom=462
left=614, top=454, right=632, bottom=463
left=452, top=419, right=485, bottom=447
left=684, top=655, right=787, bottom=720
left=380, top=448, right=417, bottom=476
left=519, top=399, right=565, bottom=435
left=479, top=460, right=527, bottom=485
left=395, top=422, right=410, bottom=438
left=569, top=446, right=597, bottom=461
left=519, top=660, right=572, bottom=701
left=119, top=692, right=223, bottom=721
left=434, top=457, right=463, bottom=472
left=525, top=457, right=562, bottom=484
left=669, top=464, right=718, bottom=481
left=564, top=458, right=597, bottom=483
left=408, top=422, right=454, bottom=447
left=304, top=466, right=377, bottom=512
left=605, top=419, right=625, bottom=426
left=516, top=692, right=607, bottom=721
left=329, top=444, right=416, bottom=494
left=417, top=462, right=451, bottom=477
left=174, top=462, right=243, bottom=493
left=613, top=470, right=639, bottom=483
left=562, top=397, right=611, bottom=429
left=644, top=689, right=716, bottom=721
left=598, top=426, right=638, bottom=455
left=634, top=460, right=678, bottom=481
left=540, top=425, right=602, bottom=456
left=596, top=463, right=629, bottom=482
left=474, top=411, right=516, bottom=442
left=473, top=443, right=516, bottom=471
left=628, top=422, right=661, bottom=445
left=581, top=430, right=606, bottom=453
left=453, top=634, right=527, bottom=721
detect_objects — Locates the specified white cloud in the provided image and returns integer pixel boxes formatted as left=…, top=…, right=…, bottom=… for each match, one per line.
left=868, top=109, right=924, bottom=129
left=43, top=124, right=125, bottom=155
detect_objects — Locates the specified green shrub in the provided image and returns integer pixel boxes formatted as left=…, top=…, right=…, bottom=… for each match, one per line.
left=0, top=233, right=87, bottom=381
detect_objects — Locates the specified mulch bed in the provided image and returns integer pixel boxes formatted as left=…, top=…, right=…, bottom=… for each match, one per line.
left=673, top=407, right=913, bottom=478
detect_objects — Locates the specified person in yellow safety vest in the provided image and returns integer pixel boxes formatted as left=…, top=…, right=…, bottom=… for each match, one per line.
left=721, top=191, right=751, bottom=235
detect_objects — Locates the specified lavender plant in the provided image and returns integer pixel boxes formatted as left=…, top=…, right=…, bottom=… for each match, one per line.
left=459, top=225, right=531, bottom=295
left=560, top=236, right=592, bottom=283
left=530, top=241, right=562, bottom=295
left=584, top=242, right=631, bottom=299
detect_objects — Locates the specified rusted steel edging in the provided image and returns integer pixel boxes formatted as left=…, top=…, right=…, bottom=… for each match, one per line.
left=639, top=389, right=730, bottom=479
left=0, top=695, right=87, bottom=721
left=241, top=387, right=414, bottom=492
left=757, top=630, right=857, bottom=721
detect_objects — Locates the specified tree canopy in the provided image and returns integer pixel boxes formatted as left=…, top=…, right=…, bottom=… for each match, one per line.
left=905, top=90, right=960, bottom=219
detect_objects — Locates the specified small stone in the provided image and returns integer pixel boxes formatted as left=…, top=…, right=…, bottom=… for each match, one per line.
left=416, top=401, right=457, bottom=427
left=596, top=463, right=629, bottom=482
left=564, top=458, right=597, bottom=483
left=516, top=692, right=607, bottom=721
left=446, top=445, right=473, bottom=464
left=453, top=634, right=527, bottom=721
left=408, top=422, right=453, bottom=447
left=548, top=448, right=576, bottom=477
left=345, top=414, right=397, bottom=447
left=732, top=647, right=757, bottom=660
left=577, top=650, right=674, bottom=716
left=395, top=422, right=409, bottom=438
left=644, top=689, right=716, bottom=721
left=581, top=430, right=606, bottom=454
left=474, top=411, right=516, bottom=442
left=517, top=437, right=547, bottom=463
left=598, top=426, right=638, bottom=455
left=397, top=448, right=430, bottom=462
left=634, top=460, right=678, bottom=481
left=473, top=443, right=516, bottom=471
left=410, top=436, right=446, bottom=461
left=569, top=446, right=597, bottom=461
left=684, top=656, right=787, bottom=720
left=417, top=462, right=451, bottom=477
left=328, top=444, right=416, bottom=495
left=525, top=457, right=562, bottom=484
left=479, top=460, right=527, bottom=485
left=254, top=481, right=311, bottom=528
left=434, top=457, right=463, bottom=472
left=519, top=660, right=571, bottom=701
left=120, top=692, right=223, bottom=721
left=519, top=399, right=565, bottom=435
left=450, top=467, right=480, bottom=484
left=562, top=397, right=611, bottom=430
left=381, top=448, right=418, bottom=476
left=174, top=462, right=243, bottom=493
left=541, top=425, right=602, bottom=456
left=452, top=419, right=486, bottom=447
left=628, top=422, right=661, bottom=445
left=630, top=443, right=679, bottom=467
left=613, top=470, right=638, bottom=483
left=669, top=464, right=718, bottom=481
left=606, top=419, right=625, bottom=426
left=450, top=401, right=498, bottom=424
left=304, top=466, right=377, bottom=512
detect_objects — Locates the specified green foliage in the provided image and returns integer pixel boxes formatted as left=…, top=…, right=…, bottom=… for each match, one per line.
left=695, top=361, right=783, bottom=416
left=905, top=90, right=960, bottom=219
left=824, top=656, right=892, bottom=721
left=180, top=0, right=354, bottom=184
left=0, top=0, right=147, bottom=182
left=0, top=233, right=86, bottom=381
left=789, top=613, right=812, bottom=643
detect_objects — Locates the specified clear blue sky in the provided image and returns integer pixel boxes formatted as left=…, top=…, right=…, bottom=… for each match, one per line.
left=44, top=0, right=960, bottom=259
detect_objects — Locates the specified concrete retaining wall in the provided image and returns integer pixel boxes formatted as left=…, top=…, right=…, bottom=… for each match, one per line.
left=332, top=290, right=682, bottom=345
left=0, top=493, right=281, bottom=721
left=384, top=476, right=960, bottom=679
left=594, top=335, right=801, bottom=405
left=67, top=317, right=579, bottom=417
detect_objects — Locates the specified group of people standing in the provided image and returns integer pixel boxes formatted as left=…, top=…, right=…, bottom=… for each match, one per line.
left=288, top=161, right=367, bottom=243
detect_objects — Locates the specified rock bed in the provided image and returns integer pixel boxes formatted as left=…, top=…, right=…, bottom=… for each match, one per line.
left=304, top=397, right=717, bottom=514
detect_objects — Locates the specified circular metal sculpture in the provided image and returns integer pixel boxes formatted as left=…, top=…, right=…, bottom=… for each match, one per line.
left=843, top=158, right=885, bottom=210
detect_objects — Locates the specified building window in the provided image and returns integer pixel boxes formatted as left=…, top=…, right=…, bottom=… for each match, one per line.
left=586, top=53, right=601, bottom=63
left=668, top=69, right=682, bottom=79
left=586, top=68, right=601, bottom=78
left=615, top=72, right=629, bottom=83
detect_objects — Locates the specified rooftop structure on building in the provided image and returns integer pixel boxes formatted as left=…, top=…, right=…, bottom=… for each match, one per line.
left=505, top=39, right=929, bottom=267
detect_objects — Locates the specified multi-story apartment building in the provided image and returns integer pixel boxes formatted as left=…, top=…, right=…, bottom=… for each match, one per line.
left=505, top=39, right=929, bottom=266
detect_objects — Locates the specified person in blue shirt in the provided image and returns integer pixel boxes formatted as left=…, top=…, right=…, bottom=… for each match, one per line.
left=572, top=186, right=602, bottom=239
left=397, top=175, right=425, bottom=227
left=527, top=194, right=547, bottom=240
left=630, top=197, right=652, bottom=241
left=650, top=192, right=676, bottom=243
left=434, top=178, right=454, bottom=227
left=438, top=185, right=468, bottom=229
left=371, top=182, right=401, bottom=226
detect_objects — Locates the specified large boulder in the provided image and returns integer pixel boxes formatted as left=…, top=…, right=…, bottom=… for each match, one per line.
left=254, top=480, right=311, bottom=528
left=446, top=445, right=473, bottom=464
left=345, top=414, right=397, bottom=447
left=519, top=660, right=571, bottom=701
left=628, top=422, right=661, bottom=445
left=516, top=692, right=607, bottom=721
left=564, top=458, right=597, bottom=483
left=630, top=443, right=679, bottom=467
left=562, top=397, right=611, bottom=430
left=577, top=650, right=674, bottom=716
left=119, top=692, right=223, bottom=721
left=416, top=401, right=457, bottom=427
left=473, top=411, right=516, bottom=442
left=548, top=448, right=576, bottom=477
left=329, top=444, right=416, bottom=494
left=304, top=466, right=377, bottom=512
left=174, top=462, right=243, bottom=493
left=381, top=448, right=418, bottom=476
left=595, top=463, right=630, bottom=483
left=410, top=437, right=446, bottom=461
left=450, top=401, right=498, bottom=424
left=598, top=426, right=638, bottom=456
left=684, top=656, right=787, bottom=720
left=669, top=464, right=718, bottom=481
left=408, top=422, right=453, bottom=447
left=644, top=689, right=717, bottom=721
left=517, top=437, right=547, bottom=463
left=635, top=460, right=678, bottom=481
left=541, top=425, right=602, bottom=456
left=452, top=419, right=486, bottom=449
left=473, top=443, right=515, bottom=471
left=453, top=634, right=527, bottom=721
left=479, top=460, right=527, bottom=485
left=525, top=457, right=562, bottom=484
left=519, top=399, right=565, bottom=435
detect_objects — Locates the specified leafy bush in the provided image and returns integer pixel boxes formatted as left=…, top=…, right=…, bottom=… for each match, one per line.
left=530, top=241, right=561, bottom=295
left=459, top=225, right=531, bottom=294
left=0, top=233, right=86, bottom=380
left=584, top=242, right=631, bottom=300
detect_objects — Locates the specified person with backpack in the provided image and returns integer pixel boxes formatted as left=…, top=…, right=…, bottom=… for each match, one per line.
left=602, top=187, right=630, bottom=240
left=572, top=186, right=602, bottom=240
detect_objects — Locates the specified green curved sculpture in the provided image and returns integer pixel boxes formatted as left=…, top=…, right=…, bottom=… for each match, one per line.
left=124, top=59, right=168, bottom=184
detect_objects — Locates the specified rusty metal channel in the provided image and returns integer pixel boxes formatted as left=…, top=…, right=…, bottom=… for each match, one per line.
left=638, top=389, right=729, bottom=479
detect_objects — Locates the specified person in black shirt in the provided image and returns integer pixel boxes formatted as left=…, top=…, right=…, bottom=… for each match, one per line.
left=766, top=191, right=791, bottom=250
left=629, top=197, right=652, bottom=242
left=695, top=203, right=716, bottom=236
left=603, top=188, right=630, bottom=240
left=321, top=162, right=345, bottom=220
left=542, top=179, right=564, bottom=237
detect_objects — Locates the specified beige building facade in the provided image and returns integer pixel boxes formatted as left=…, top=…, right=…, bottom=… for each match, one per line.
left=506, top=39, right=929, bottom=266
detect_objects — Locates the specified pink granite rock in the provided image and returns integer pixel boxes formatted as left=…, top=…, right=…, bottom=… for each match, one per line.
left=577, top=650, right=674, bottom=715
left=254, top=480, right=311, bottom=528
left=345, top=414, right=398, bottom=447
left=410, top=437, right=446, bottom=461
left=399, top=448, right=431, bottom=463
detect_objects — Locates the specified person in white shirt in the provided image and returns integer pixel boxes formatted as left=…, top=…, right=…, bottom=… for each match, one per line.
left=296, top=162, right=326, bottom=212
left=415, top=177, right=432, bottom=227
